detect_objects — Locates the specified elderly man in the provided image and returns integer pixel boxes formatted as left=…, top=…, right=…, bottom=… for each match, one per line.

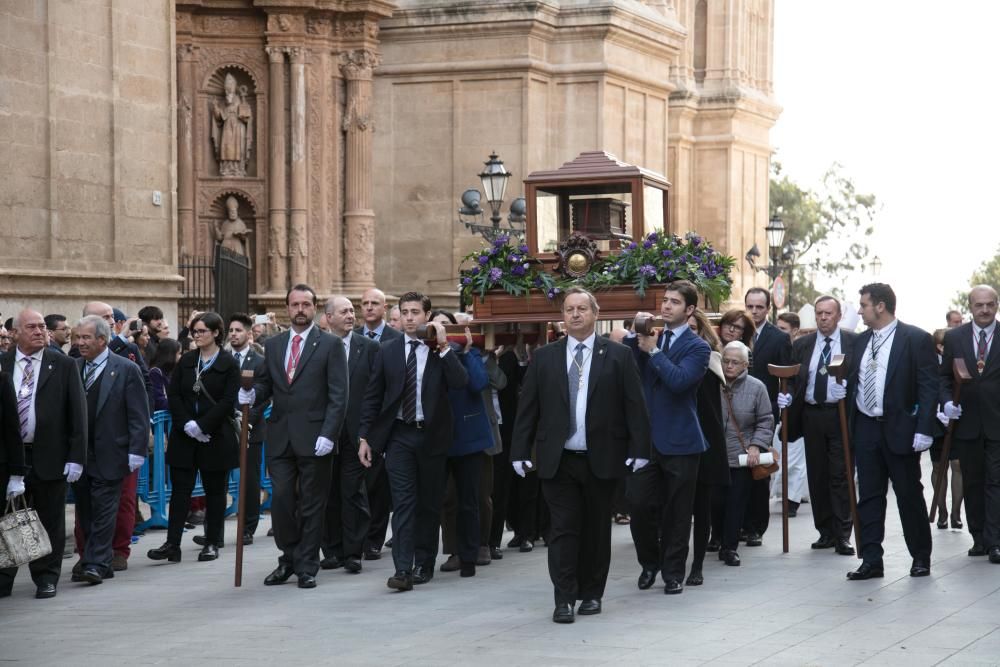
left=70, top=316, right=148, bottom=585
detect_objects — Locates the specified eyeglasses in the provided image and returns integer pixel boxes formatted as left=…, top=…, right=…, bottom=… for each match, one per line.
left=190, top=328, right=212, bottom=336
left=723, top=323, right=745, bottom=332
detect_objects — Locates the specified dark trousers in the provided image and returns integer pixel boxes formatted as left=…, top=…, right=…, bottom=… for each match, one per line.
left=0, top=469, right=67, bottom=592
left=167, top=467, right=228, bottom=546
left=803, top=405, right=852, bottom=540
left=957, top=436, right=1000, bottom=548
left=854, top=415, right=932, bottom=564
left=541, top=451, right=616, bottom=605
left=626, top=453, right=700, bottom=582
left=384, top=422, right=447, bottom=573
left=364, top=454, right=391, bottom=550
left=323, top=448, right=370, bottom=560
left=243, top=443, right=263, bottom=536
left=508, top=469, right=541, bottom=539
left=690, top=482, right=713, bottom=571
left=722, top=467, right=754, bottom=551
left=269, top=453, right=332, bottom=576
left=73, top=474, right=123, bottom=573
left=440, top=452, right=483, bottom=564
left=489, top=446, right=513, bottom=547
left=743, top=475, right=771, bottom=537
left=74, top=468, right=138, bottom=559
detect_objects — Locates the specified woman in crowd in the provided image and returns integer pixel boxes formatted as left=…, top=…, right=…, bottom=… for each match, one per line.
left=718, top=341, right=774, bottom=567
left=718, top=309, right=756, bottom=349
left=148, top=338, right=182, bottom=413
left=147, top=312, right=238, bottom=564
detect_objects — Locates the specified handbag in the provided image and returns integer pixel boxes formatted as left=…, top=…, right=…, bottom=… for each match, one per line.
left=723, top=389, right=779, bottom=481
left=0, top=496, right=53, bottom=568
left=195, top=377, right=241, bottom=442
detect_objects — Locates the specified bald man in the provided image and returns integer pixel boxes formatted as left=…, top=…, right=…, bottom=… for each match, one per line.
left=357, top=288, right=402, bottom=343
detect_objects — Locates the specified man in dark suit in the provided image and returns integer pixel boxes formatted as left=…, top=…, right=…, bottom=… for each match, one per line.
left=625, top=280, right=709, bottom=595
left=358, top=291, right=468, bottom=592
left=44, top=314, right=69, bottom=354
left=511, top=287, right=650, bottom=623
left=780, top=295, right=857, bottom=555
left=357, top=287, right=402, bottom=344
left=940, top=285, right=1000, bottom=562
left=70, top=316, right=148, bottom=585
left=743, top=287, right=792, bottom=546
left=240, top=284, right=349, bottom=589
left=845, top=283, right=937, bottom=580
left=0, top=309, right=87, bottom=599
left=322, top=296, right=379, bottom=573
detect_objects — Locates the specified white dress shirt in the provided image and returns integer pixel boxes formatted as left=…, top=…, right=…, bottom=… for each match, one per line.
left=806, top=329, right=842, bottom=404
left=284, top=323, right=315, bottom=372
left=13, top=348, right=44, bottom=443
left=856, top=319, right=898, bottom=418
left=231, top=344, right=250, bottom=368
left=340, top=330, right=352, bottom=363
left=564, top=332, right=596, bottom=451
left=362, top=321, right=387, bottom=341
left=973, top=320, right=997, bottom=361
left=83, top=348, right=111, bottom=388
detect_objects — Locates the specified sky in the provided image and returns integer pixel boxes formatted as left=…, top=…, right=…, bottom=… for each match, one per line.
left=771, top=0, right=1000, bottom=332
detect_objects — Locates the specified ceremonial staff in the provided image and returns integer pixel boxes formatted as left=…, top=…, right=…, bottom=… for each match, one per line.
left=829, top=354, right=861, bottom=556
left=769, top=363, right=800, bottom=554
left=234, top=369, right=255, bottom=587
left=929, top=358, right=972, bottom=523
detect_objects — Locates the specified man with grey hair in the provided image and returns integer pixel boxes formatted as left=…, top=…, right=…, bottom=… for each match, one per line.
left=70, top=316, right=148, bottom=585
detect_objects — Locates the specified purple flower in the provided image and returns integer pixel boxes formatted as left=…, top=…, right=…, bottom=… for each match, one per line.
left=642, top=240, right=653, bottom=249
left=519, top=244, right=530, bottom=254
left=691, top=235, right=702, bottom=246
left=533, top=276, right=543, bottom=287
left=470, top=266, right=480, bottom=276
left=628, top=242, right=638, bottom=250
left=662, top=249, right=672, bottom=257
left=494, top=234, right=510, bottom=247
left=511, top=264, right=526, bottom=277
left=489, top=267, right=503, bottom=283
left=546, top=287, right=561, bottom=300
left=647, top=231, right=659, bottom=242
left=639, top=264, right=657, bottom=278
left=510, top=254, right=521, bottom=264
left=478, top=255, right=490, bottom=265
left=462, top=277, right=472, bottom=285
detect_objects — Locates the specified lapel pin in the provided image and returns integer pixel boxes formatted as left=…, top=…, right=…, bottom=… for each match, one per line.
left=48, top=364, right=53, bottom=370
left=599, top=349, right=604, bottom=355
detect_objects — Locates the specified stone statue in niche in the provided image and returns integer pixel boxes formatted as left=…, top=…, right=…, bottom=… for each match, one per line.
left=211, top=73, right=253, bottom=177
left=213, top=196, right=252, bottom=264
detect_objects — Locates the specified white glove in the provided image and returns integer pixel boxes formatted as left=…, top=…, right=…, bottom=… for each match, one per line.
left=5, top=475, right=25, bottom=499
left=184, top=420, right=210, bottom=443
left=912, top=433, right=934, bottom=452
left=128, top=454, right=145, bottom=472
left=512, top=460, right=534, bottom=478
left=626, top=458, right=650, bottom=472
left=944, top=401, right=962, bottom=420
left=777, top=392, right=793, bottom=409
left=936, top=411, right=950, bottom=428
left=829, top=380, right=847, bottom=401
left=314, top=436, right=335, bottom=457
left=238, top=388, right=256, bottom=406
left=64, top=462, right=83, bottom=483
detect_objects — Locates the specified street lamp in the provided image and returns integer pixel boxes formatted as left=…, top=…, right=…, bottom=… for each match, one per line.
left=869, top=255, right=882, bottom=276
left=765, top=214, right=786, bottom=279
left=458, top=152, right=526, bottom=241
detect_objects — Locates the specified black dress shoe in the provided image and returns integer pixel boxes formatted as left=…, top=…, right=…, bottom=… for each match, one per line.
left=384, top=538, right=393, bottom=548
left=969, top=543, right=988, bottom=557
left=344, top=557, right=362, bottom=573
left=811, top=536, right=836, bottom=549
left=722, top=550, right=741, bottom=566
left=34, top=583, right=57, bottom=599
left=387, top=571, right=413, bottom=591
left=706, top=539, right=721, bottom=553
left=520, top=539, right=534, bottom=553
left=846, top=562, right=884, bottom=580
left=686, top=570, right=704, bottom=586
left=910, top=559, right=930, bottom=577
left=664, top=579, right=683, bottom=595
left=952, top=518, right=963, bottom=530
left=298, top=573, right=317, bottom=589
left=320, top=555, right=345, bottom=570
left=242, top=533, right=254, bottom=545
left=363, top=546, right=382, bottom=560
left=264, top=564, right=295, bottom=586
left=936, top=519, right=948, bottom=529
left=552, top=603, right=575, bottom=624
left=267, top=527, right=274, bottom=537
left=412, top=565, right=433, bottom=585
left=787, top=501, right=799, bottom=518
left=577, top=599, right=601, bottom=615
left=989, top=546, right=1000, bottom=564
left=147, top=542, right=182, bottom=562
left=508, top=534, right=525, bottom=548
left=744, top=533, right=762, bottom=547
left=835, top=539, right=856, bottom=556
left=197, top=544, right=219, bottom=562
left=80, top=567, right=103, bottom=585
left=490, top=546, right=503, bottom=560
left=193, top=535, right=224, bottom=548
left=460, top=562, right=476, bottom=578
left=637, top=568, right=657, bottom=590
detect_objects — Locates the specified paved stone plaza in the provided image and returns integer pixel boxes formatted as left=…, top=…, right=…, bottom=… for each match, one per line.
left=3, top=480, right=1000, bottom=666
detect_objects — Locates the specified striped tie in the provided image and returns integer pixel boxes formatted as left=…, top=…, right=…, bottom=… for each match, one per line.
left=863, top=332, right=880, bottom=412
left=84, top=361, right=98, bottom=390
left=17, top=357, right=34, bottom=442
left=402, top=340, right=420, bottom=422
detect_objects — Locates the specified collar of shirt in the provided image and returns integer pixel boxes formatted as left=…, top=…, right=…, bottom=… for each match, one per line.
left=664, top=322, right=689, bottom=346
left=567, top=331, right=597, bottom=353
left=872, top=318, right=897, bottom=339
left=364, top=322, right=385, bottom=337
left=290, top=323, right=314, bottom=341
left=15, top=348, right=44, bottom=365
left=974, top=320, right=997, bottom=339
left=403, top=333, right=422, bottom=347
left=340, top=330, right=353, bottom=345
left=817, top=328, right=841, bottom=345
left=754, top=321, right=767, bottom=340
left=89, top=348, right=111, bottom=367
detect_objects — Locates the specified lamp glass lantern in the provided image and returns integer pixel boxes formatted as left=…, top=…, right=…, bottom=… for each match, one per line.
left=479, top=152, right=511, bottom=216
left=765, top=215, right=786, bottom=256
left=870, top=255, right=882, bottom=276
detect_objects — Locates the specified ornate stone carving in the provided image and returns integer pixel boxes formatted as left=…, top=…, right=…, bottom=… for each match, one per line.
left=367, top=22, right=379, bottom=40
left=342, top=94, right=372, bottom=133
left=341, top=19, right=365, bottom=38
left=267, top=13, right=304, bottom=34
left=202, top=15, right=260, bottom=35
left=214, top=195, right=252, bottom=261
left=197, top=50, right=264, bottom=93
left=307, top=16, right=332, bottom=36
left=176, top=12, right=193, bottom=33
left=211, top=73, right=253, bottom=177
left=339, top=49, right=379, bottom=81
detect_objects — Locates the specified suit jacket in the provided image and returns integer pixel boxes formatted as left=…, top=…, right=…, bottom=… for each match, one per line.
left=254, top=327, right=349, bottom=458
left=749, top=321, right=793, bottom=421
left=341, top=332, right=379, bottom=449
left=695, top=355, right=729, bottom=486
left=77, top=353, right=149, bottom=480
left=510, top=336, right=650, bottom=480
left=447, top=347, right=493, bottom=458
left=355, top=323, right=402, bottom=344
left=625, top=327, right=709, bottom=456
left=0, top=348, right=87, bottom=481
left=846, top=320, right=939, bottom=456
left=481, top=352, right=507, bottom=456
left=0, top=371, right=25, bottom=477
left=786, top=329, right=858, bottom=441
left=73, top=337, right=154, bottom=414
left=497, top=350, right=527, bottom=445
left=358, top=335, right=469, bottom=456
left=234, top=347, right=268, bottom=445
left=168, top=349, right=240, bottom=470
left=940, top=321, right=1000, bottom=441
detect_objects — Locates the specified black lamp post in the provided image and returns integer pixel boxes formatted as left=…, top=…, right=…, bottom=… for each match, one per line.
left=458, top=152, right=526, bottom=241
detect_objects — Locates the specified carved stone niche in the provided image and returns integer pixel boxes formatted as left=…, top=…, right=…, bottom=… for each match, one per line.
left=205, top=67, right=259, bottom=178
left=199, top=191, right=260, bottom=286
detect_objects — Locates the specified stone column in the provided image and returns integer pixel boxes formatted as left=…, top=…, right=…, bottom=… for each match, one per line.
left=176, top=44, right=197, bottom=257
left=266, top=46, right=288, bottom=293
left=339, top=50, right=379, bottom=292
left=288, top=47, right=308, bottom=286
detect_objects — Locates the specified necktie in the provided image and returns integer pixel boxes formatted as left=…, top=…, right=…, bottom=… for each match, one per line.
left=568, top=342, right=585, bottom=434
left=660, top=329, right=674, bottom=352
left=402, top=340, right=420, bottom=422
left=814, top=336, right=832, bottom=403
left=17, top=357, right=34, bottom=442
left=234, top=351, right=243, bottom=368
left=863, top=332, right=880, bottom=412
left=977, top=329, right=988, bottom=369
left=286, top=334, right=302, bottom=383
left=84, top=361, right=98, bottom=391
left=367, top=331, right=378, bottom=340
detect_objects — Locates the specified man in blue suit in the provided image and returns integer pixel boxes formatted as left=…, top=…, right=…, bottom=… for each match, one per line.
left=845, top=283, right=937, bottom=580
left=625, top=280, right=710, bottom=595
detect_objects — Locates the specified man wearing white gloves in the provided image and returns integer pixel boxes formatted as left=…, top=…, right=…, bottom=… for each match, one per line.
left=239, top=284, right=348, bottom=589
left=70, top=316, right=148, bottom=586
left=510, top=288, right=650, bottom=623
left=0, top=309, right=87, bottom=599
left=845, top=284, right=938, bottom=581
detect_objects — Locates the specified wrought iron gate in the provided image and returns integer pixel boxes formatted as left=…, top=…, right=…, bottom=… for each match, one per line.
left=178, top=246, right=250, bottom=325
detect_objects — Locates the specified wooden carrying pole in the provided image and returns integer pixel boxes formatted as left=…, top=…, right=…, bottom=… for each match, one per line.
left=929, top=358, right=973, bottom=523
left=768, top=363, right=800, bottom=554
left=234, top=369, right=255, bottom=587
left=829, top=354, right=861, bottom=557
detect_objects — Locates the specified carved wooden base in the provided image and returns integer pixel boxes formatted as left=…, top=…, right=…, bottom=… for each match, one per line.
left=471, top=285, right=666, bottom=323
